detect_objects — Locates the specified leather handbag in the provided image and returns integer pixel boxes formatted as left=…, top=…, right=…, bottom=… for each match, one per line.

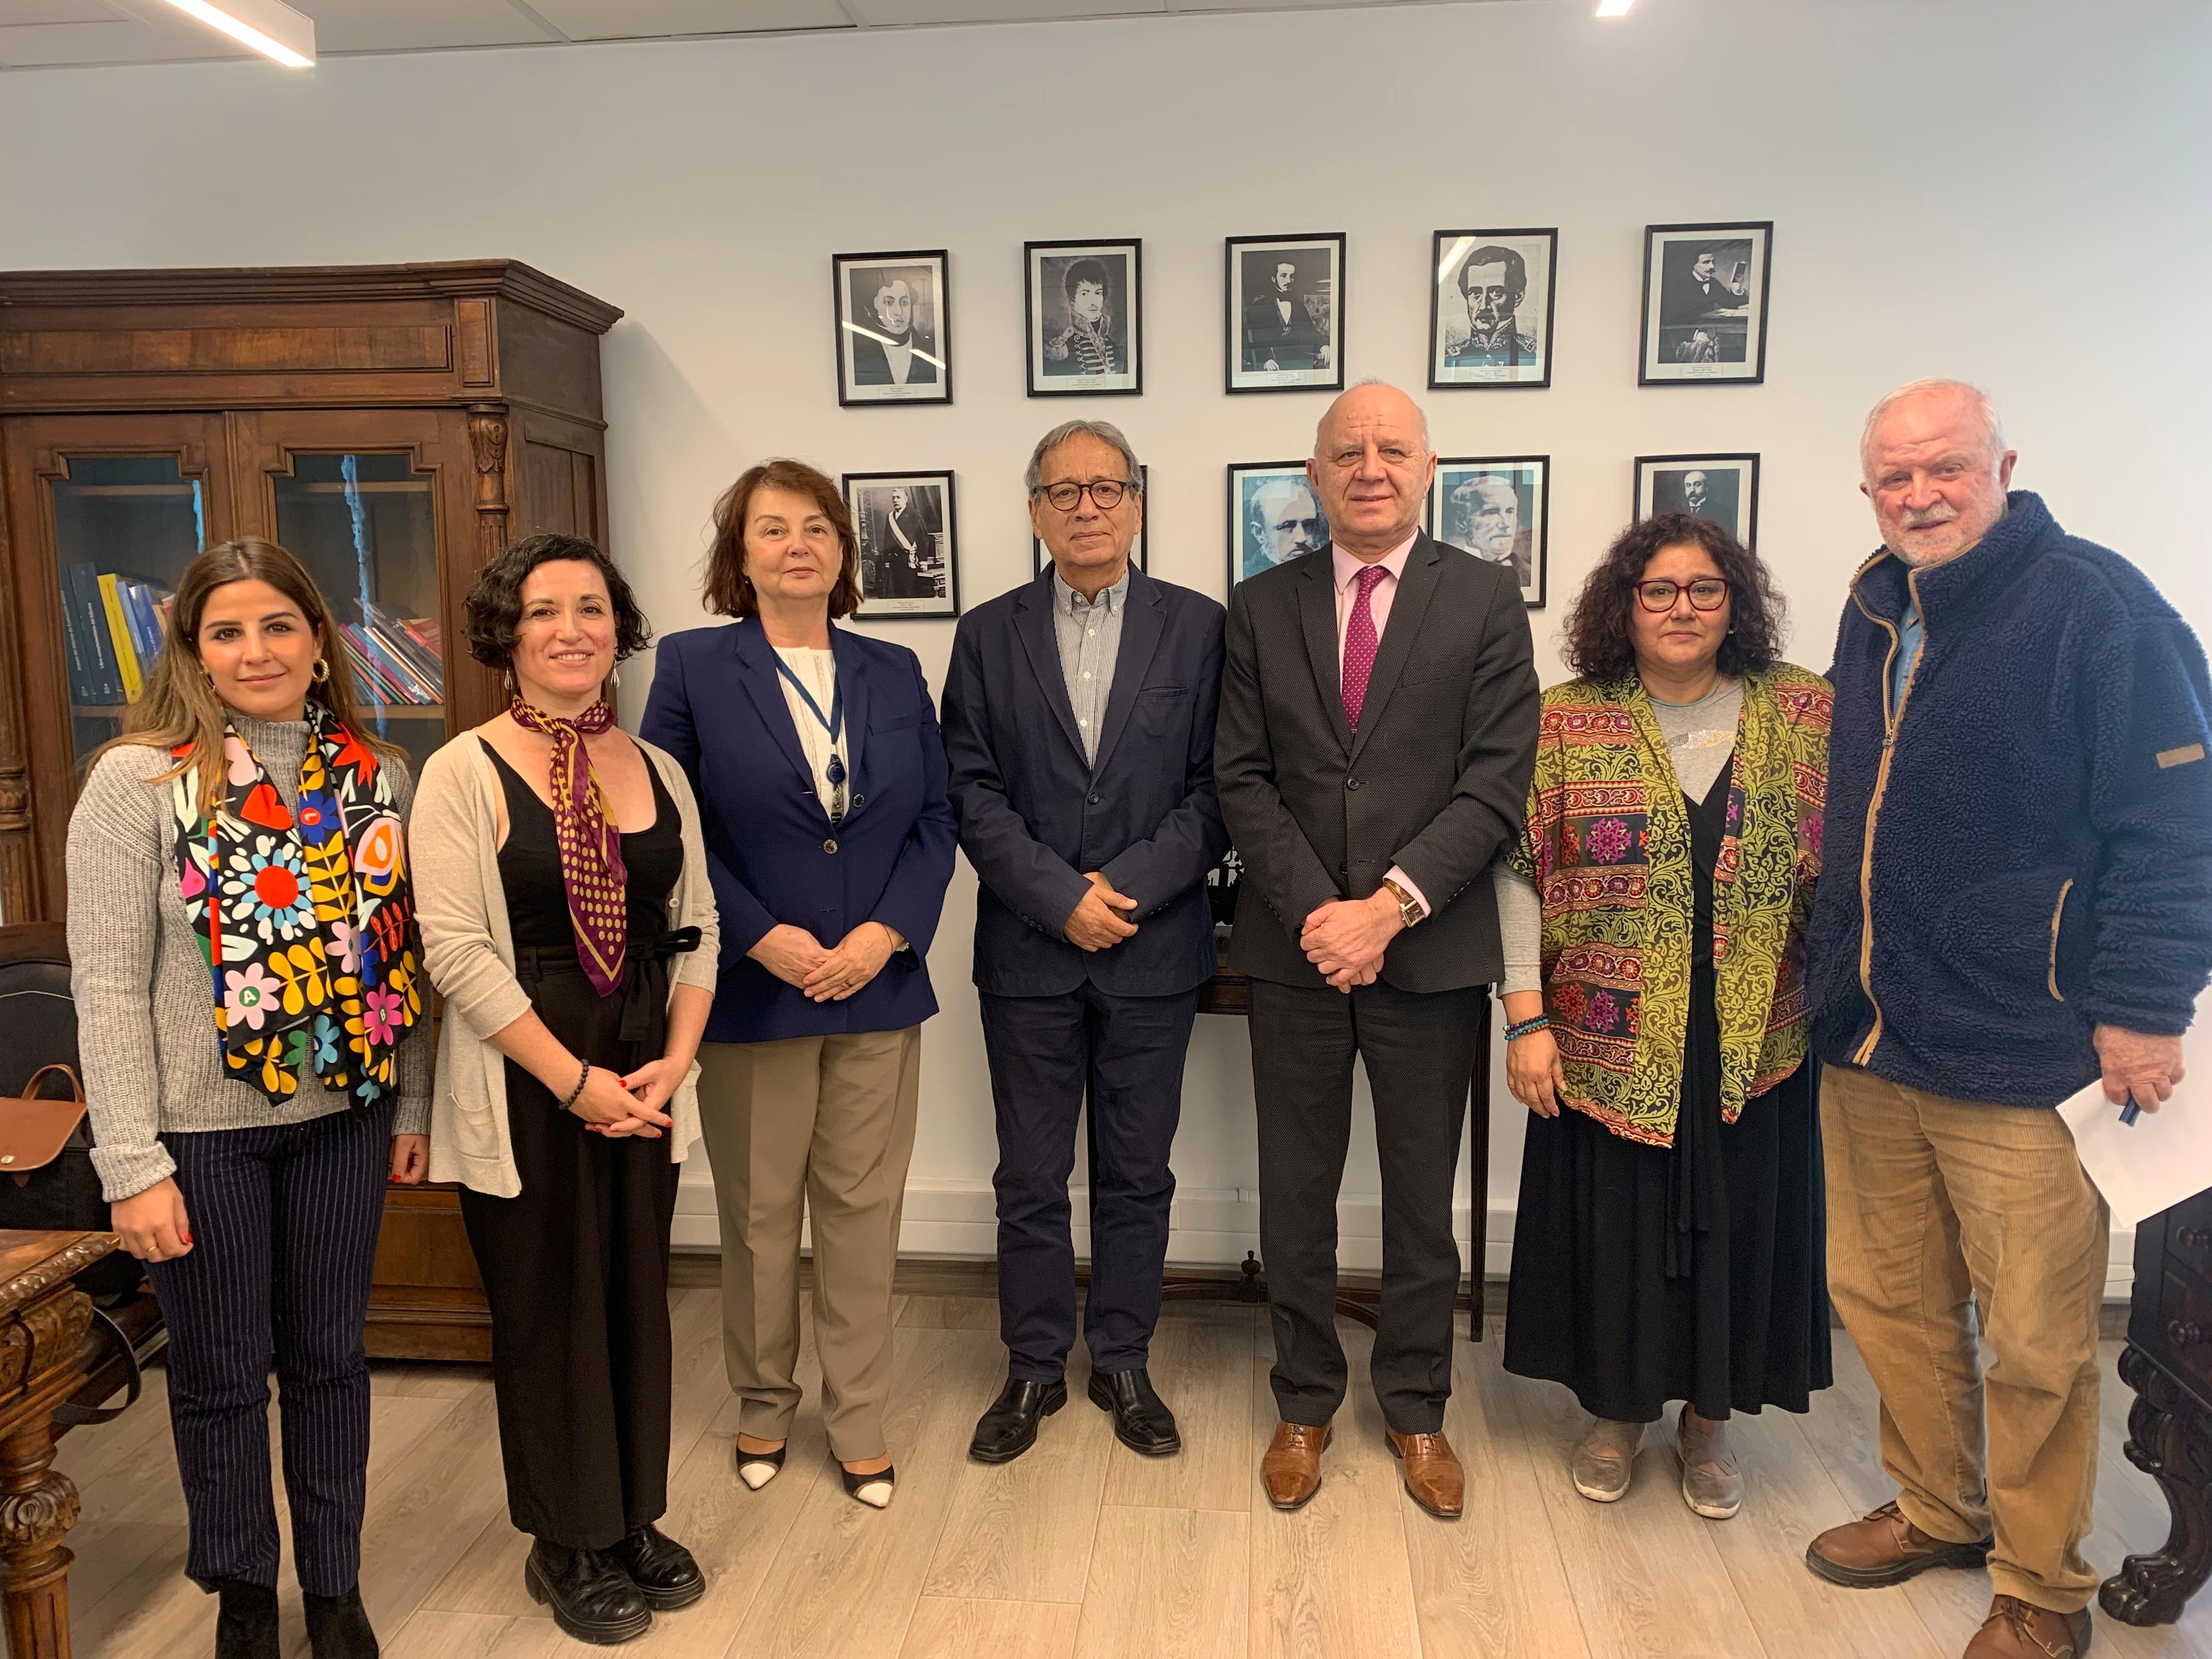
left=0, top=1063, right=89, bottom=1184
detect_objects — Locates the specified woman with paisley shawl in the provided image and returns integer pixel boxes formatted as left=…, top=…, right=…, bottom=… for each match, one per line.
left=67, top=538, right=428, bottom=1659
left=1496, top=512, right=1834, bottom=1525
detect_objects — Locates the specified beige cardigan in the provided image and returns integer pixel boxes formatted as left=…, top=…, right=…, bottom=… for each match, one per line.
left=411, top=731, right=721, bottom=1198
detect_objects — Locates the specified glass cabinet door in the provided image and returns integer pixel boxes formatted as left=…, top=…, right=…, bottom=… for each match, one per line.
left=10, top=416, right=237, bottom=762
left=233, top=411, right=470, bottom=784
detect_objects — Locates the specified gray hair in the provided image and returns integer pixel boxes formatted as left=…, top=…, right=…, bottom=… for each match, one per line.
left=1025, top=420, right=1144, bottom=496
left=1859, top=378, right=2007, bottom=476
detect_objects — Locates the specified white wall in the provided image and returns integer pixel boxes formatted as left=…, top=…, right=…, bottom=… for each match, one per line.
left=6, top=0, right=2207, bottom=1286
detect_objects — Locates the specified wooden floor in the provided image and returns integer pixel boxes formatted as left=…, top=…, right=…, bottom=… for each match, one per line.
left=56, top=1291, right=2212, bottom=1659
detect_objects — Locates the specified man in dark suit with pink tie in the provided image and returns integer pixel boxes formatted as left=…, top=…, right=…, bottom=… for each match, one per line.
left=1215, top=381, right=1539, bottom=1519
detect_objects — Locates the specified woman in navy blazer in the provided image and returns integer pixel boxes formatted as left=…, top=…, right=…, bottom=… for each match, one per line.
left=641, top=459, right=955, bottom=1511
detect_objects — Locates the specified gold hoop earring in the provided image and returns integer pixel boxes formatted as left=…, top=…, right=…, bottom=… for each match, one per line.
left=312, top=658, right=331, bottom=683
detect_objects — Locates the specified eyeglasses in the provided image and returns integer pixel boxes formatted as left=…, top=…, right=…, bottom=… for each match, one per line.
left=1633, top=578, right=1731, bottom=613
left=1035, top=479, right=1135, bottom=511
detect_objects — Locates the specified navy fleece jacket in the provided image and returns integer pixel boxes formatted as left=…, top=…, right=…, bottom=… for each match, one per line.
left=1807, top=491, right=2212, bottom=1107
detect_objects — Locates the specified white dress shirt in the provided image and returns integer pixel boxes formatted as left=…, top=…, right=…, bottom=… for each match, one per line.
left=772, top=644, right=849, bottom=820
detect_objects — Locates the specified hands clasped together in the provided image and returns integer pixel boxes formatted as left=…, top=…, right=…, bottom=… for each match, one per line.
left=1300, top=890, right=1406, bottom=992
left=749, top=918, right=905, bottom=1001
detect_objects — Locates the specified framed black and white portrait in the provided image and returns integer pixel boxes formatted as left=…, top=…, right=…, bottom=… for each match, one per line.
left=832, top=250, right=952, bottom=407
left=1225, top=234, right=1345, bottom=396
left=1639, top=222, right=1771, bottom=386
left=1428, top=456, right=1549, bottom=609
left=844, top=471, right=959, bottom=617
left=1025, top=240, right=1141, bottom=397
left=1227, top=461, right=1330, bottom=586
left=1429, top=229, right=1556, bottom=391
left=1033, top=466, right=1149, bottom=576
left=1634, top=453, right=1759, bottom=546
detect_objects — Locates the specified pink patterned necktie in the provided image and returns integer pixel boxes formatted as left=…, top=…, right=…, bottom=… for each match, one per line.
left=1340, top=563, right=1389, bottom=728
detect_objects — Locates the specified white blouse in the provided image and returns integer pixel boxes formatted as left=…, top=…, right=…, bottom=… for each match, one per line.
left=772, top=645, right=849, bottom=820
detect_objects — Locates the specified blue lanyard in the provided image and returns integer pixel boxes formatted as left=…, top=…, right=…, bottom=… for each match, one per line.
left=774, top=658, right=848, bottom=801
left=773, top=657, right=843, bottom=743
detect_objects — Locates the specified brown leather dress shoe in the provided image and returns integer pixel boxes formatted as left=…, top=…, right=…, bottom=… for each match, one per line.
left=1962, top=1595, right=2092, bottom=1658
left=1261, top=1421, right=1331, bottom=1511
left=1804, top=1499, right=1994, bottom=1588
left=1386, top=1429, right=1465, bottom=1520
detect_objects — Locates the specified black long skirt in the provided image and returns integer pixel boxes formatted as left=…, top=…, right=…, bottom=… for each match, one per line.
left=1502, top=961, right=1832, bottom=1424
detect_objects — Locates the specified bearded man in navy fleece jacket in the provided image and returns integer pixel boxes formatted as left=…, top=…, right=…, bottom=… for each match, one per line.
left=1801, top=380, right=2212, bottom=1659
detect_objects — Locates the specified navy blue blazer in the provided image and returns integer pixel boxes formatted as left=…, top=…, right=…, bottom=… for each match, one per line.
left=941, top=565, right=1230, bottom=998
left=640, top=618, right=957, bottom=1046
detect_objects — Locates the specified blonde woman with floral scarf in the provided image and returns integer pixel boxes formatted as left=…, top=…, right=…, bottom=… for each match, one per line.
left=1497, top=512, right=1832, bottom=1524
left=67, top=538, right=428, bottom=1659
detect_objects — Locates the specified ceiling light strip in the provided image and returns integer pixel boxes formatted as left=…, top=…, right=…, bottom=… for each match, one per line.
left=158, top=0, right=316, bottom=67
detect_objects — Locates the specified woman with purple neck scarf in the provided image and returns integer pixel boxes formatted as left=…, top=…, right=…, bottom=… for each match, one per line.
left=412, top=534, right=720, bottom=1647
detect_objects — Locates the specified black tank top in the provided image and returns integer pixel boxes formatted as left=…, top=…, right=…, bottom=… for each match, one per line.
left=488, top=742, right=682, bottom=951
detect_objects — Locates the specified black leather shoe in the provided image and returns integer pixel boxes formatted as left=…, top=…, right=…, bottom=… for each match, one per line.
left=212, top=1578, right=280, bottom=1659
left=968, top=1376, right=1068, bottom=1463
left=1088, top=1366, right=1182, bottom=1456
left=303, top=1585, right=380, bottom=1657
left=524, top=1541, right=652, bottom=1645
left=606, top=1523, right=705, bottom=1611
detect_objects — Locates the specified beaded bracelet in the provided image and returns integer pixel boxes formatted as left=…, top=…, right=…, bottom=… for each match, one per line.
left=560, top=1058, right=592, bottom=1111
left=1503, top=1015, right=1551, bottom=1042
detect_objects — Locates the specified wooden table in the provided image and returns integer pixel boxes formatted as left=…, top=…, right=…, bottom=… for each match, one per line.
left=0, top=1230, right=120, bottom=1659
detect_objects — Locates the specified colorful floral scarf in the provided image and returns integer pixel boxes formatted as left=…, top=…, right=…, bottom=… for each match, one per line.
left=1504, top=665, right=1832, bottom=1148
left=169, top=706, right=421, bottom=1105
left=507, top=699, right=628, bottom=997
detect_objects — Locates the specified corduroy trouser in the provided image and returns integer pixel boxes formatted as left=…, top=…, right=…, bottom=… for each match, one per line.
left=146, top=1099, right=392, bottom=1595
left=1821, top=1062, right=2109, bottom=1613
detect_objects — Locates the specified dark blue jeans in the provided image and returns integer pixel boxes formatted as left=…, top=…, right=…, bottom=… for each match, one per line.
left=145, top=1100, right=391, bottom=1594
left=979, top=984, right=1197, bottom=1381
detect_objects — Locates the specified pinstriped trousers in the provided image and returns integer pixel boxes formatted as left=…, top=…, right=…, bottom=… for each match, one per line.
left=145, top=1099, right=393, bottom=1595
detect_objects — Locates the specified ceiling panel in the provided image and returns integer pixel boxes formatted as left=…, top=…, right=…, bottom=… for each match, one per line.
left=850, top=0, right=1163, bottom=22
left=0, top=0, right=123, bottom=24
left=296, top=0, right=556, bottom=52
left=524, top=0, right=856, bottom=38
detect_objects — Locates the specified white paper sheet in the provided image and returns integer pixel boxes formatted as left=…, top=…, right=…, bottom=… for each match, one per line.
left=2058, top=991, right=2212, bottom=1228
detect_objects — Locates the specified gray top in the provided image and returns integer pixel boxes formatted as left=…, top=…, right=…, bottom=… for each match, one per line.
left=1051, top=564, right=1130, bottom=765
left=1494, top=679, right=1744, bottom=996
left=65, top=714, right=432, bottom=1200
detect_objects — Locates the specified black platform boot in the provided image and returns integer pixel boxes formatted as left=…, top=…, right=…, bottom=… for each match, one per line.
left=303, top=1585, right=381, bottom=1657
left=524, top=1539, right=652, bottom=1645
left=211, top=1578, right=280, bottom=1659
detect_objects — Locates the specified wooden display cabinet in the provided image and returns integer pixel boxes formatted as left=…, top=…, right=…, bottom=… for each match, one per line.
left=0, top=262, right=623, bottom=1360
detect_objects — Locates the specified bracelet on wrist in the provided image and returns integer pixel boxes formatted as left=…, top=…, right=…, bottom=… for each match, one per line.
left=1504, top=1015, right=1551, bottom=1042
left=560, top=1058, right=591, bottom=1111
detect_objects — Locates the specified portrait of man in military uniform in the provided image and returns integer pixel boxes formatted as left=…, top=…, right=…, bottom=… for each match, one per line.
left=1430, top=228, right=1555, bottom=389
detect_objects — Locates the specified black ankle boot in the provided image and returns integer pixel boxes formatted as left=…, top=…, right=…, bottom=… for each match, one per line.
left=524, top=1539, right=652, bottom=1645
left=303, top=1585, right=380, bottom=1658
left=211, top=1578, right=280, bottom=1659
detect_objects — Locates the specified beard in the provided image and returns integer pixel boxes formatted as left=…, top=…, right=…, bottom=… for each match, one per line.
left=1884, top=504, right=1968, bottom=566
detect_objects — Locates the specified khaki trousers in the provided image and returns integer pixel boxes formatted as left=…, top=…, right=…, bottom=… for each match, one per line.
left=695, top=1027, right=922, bottom=1463
left=1821, top=1063, right=2109, bottom=1612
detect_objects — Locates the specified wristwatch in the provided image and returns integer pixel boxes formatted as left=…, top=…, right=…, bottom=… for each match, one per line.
left=1379, top=877, right=1422, bottom=930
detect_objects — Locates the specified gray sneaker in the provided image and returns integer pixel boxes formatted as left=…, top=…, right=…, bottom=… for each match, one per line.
left=1571, top=1418, right=1646, bottom=1503
left=1675, top=1406, right=1743, bottom=1520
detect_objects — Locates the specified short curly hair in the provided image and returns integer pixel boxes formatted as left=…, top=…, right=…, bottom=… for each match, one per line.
left=464, top=533, right=652, bottom=670
left=1560, top=511, right=1787, bottom=683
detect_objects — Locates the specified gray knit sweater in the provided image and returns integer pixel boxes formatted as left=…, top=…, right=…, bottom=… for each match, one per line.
left=65, top=715, right=432, bottom=1200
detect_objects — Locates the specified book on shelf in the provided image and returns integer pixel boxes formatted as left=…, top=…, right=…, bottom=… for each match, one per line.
left=63, top=563, right=121, bottom=706
left=122, top=580, right=167, bottom=668
left=350, top=625, right=436, bottom=704
left=362, top=603, right=445, bottom=700
left=336, top=634, right=405, bottom=707
left=96, top=574, right=144, bottom=703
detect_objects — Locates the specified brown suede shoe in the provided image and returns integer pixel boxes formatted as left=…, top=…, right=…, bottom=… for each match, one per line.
left=1386, top=1429, right=1465, bottom=1520
left=1962, top=1595, right=2092, bottom=1658
left=1804, top=1499, right=1994, bottom=1589
left=1261, top=1421, right=1331, bottom=1511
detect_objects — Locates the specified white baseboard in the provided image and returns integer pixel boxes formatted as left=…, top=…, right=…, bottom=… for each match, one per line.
left=672, top=1171, right=2139, bottom=1301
